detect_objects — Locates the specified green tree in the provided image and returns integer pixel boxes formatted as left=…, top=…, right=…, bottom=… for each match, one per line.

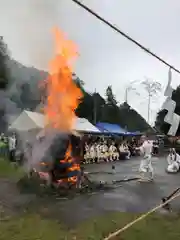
left=102, top=86, right=120, bottom=124
left=119, top=102, right=152, bottom=132
left=92, top=92, right=105, bottom=124
left=105, top=85, right=117, bottom=105
left=74, top=76, right=94, bottom=122
left=0, top=37, right=9, bottom=132
left=0, top=37, right=8, bottom=89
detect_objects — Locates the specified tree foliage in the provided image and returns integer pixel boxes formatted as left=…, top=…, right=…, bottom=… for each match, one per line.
left=0, top=37, right=9, bottom=132
left=0, top=37, right=9, bottom=89
left=75, top=82, right=151, bottom=132
left=141, top=79, right=162, bottom=97
left=10, top=69, right=152, bottom=132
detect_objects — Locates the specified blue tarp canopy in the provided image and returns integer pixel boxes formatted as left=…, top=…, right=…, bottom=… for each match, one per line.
left=123, top=131, right=142, bottom=136
left=96, top=122, right=142, bottom=136
left=96, top=122, right=126, bottom=134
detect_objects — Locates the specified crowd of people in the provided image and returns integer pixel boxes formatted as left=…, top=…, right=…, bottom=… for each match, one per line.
left=82, top=137, right=140, bottom=164
left=2, top=130, right=180, bottom=184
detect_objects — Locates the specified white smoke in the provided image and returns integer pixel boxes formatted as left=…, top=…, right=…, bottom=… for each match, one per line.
left=1, top=0, right=59, bottom=70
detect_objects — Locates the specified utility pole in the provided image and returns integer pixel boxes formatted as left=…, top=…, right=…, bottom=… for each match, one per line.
left=147, top=92, right=151, bottom=124
left=125, top=87, right=128, bottom=103
left=93, top=88, right=97, bottom=125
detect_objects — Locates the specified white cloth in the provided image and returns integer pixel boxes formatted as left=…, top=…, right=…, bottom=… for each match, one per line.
left=84, top=145, right=90, bottom=159
left=139, top=140, right=153, bottom=173
left=176, top=153, right=180, bottom=164
left=167, top=153, right=175, bottom=165
left=119, top=145, right=125, bottom=152
left=96, top=145, right=101, bottom=158
left=140, top=140, right=152, bottom=157
left=109, top=145, right=116, bottom=153
left=167, top=161, right=179, bottom=173
left=102, top=145, right=108, bottom=153
left=90, top=145, right=96, bottom=159
left=167, top=153, right=180, bottom=173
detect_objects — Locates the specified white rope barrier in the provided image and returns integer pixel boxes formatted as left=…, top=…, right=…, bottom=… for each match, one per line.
left=104, top=191, right=180, bottom=240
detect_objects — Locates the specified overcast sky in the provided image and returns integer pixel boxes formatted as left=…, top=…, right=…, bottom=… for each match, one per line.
left=0, top=0, right=180, bottom=124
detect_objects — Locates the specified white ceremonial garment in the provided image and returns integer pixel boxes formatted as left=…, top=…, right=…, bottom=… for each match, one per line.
left=167, top=153, right=180, bottom=173
left=103, top=145, right=108, bottom=157
left=84, top=145, right=90, bottom=160
left=119, top=145, right=125, bottom=152
left=176, top=153, right=180, bottom=164
left=96, top=144, right=101, bottom=159
left=90, top=145, right=96, bottom=159
left=109, top=145, right=114, bottom=154
left=139, top=140, right=153, bottom=173
left=109, top=145, right=114, bottom=160
left=99, top=145, right=104, bottom=158
left=167, top=153, right=175, bottom=165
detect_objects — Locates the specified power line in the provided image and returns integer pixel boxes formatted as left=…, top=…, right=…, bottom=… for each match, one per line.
left=71, top=0, right=180, bottom=75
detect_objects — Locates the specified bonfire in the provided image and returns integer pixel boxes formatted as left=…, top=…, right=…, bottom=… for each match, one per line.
left=32, top=28, right=83, bottom=188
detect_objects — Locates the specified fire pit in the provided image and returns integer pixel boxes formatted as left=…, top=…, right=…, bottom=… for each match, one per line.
left=29, top=132, right=82, bottom=189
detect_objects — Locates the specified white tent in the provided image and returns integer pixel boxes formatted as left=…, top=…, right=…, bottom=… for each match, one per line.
left=9, top=110, right=100, bottom=133
left=9, top=110, right=45, bottom=131
left=74, top=118, right=100, bottom=133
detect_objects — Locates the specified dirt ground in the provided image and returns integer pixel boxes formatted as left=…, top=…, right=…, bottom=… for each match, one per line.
left=1, top=156, right=180, bottom=228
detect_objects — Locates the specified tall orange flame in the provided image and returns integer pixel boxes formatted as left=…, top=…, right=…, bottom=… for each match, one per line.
left=44, top=28, right=82, bottom=131
left=42, top=28, right=82, bottom=184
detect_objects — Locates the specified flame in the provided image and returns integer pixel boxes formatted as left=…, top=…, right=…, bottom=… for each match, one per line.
left=64, top=144, right=80, bottom=183
left=43, top=27, right=82, bottom=184
left=44, top=28, right=82, bottom=131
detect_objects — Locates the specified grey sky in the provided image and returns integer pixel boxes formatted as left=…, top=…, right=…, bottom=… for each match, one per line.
left=0, top=0, right=180, bottom=124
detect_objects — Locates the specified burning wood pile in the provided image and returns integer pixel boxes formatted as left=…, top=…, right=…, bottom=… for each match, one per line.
left=31, top=133, right=83, bottom=188
left=28, top=28, right=84, bottom=188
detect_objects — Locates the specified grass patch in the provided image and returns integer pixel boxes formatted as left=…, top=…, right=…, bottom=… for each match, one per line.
left=0, top=158, right=24, bottom=180
left=0, top=212, right=180, bottom=240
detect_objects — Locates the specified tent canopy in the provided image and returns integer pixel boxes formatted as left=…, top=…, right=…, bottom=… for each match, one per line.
left=96, top=122, right=141, bottom=136
left=96, top=122, right=126, bottom=134
left=74, top=118, right=100, bottom=133
left=9, top=110, right=45, bottom=131
left=123, top=131, right=142, bottom=136
left=9, top=110, right=100, bottom=133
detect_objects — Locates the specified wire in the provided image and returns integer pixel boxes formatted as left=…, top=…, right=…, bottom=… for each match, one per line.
left=104, top=190, right=180, bottom=240
left=71, top=0, right=180, bottom=75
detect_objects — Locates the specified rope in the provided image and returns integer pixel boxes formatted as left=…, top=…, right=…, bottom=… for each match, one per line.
left=104, top=190, right=180, bottom=240
left=71, top=0, right=180, bottom=74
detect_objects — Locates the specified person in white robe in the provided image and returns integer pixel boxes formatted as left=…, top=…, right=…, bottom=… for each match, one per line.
left=90, top=144, right=96, bottom=163
left=109, top=143, right=114, bottom=162
left=99, top=143, right=105, bottom=161
left=102, top=141, right=109, bottom=162
left=124, top=143, right=131, bottom=159
left=119, top=142, right=131, bottom=159
left=109, top=142, right=119, bottom=161
left=166, top=148, right=180, bottom=173
left=136, top=135, right=154, bottom=181
left=96, top=142, right=101, bottom=162
left=84, top=143, right=90, bottom=164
